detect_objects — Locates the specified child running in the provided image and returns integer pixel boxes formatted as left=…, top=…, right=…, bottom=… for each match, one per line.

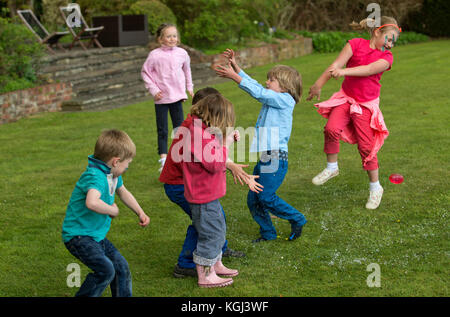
left=141, top=23, right=194, bottom=173
left=181, top=93, right=240, bottom=288
left=62, top=129, right=150, bottom=297
left=159, top=87, right=263, bottom=279
left=215, top=49, right=307, bottom=243
left=306, top=17, right=401, bottom=209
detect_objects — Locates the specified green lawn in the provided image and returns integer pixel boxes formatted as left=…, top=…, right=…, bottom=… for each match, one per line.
left=0, top=40, right=448, bottom=297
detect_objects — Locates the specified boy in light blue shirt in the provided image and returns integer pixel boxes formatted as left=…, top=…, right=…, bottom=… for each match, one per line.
left=215, top=49, right=307, bottom=242
left=62, top=129, right=150, bottom=297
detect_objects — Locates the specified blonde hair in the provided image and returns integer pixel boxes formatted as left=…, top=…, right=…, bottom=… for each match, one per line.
left=267, top=65, right=303, bottom=103
left=94, top=129, right=136, bottom=163
left=155, top=23, right=180, bottom=45
left=351, top=16, right=399, bottom=37
left=190, top=93, right=235, bottom=136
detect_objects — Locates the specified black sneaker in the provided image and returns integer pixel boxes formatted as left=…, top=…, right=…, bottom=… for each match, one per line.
left=252, top=237, right=268, bottom=243
left=222, top=248, right=246, bottom=258
left=288, top=225, right=303, bottom=241
left=173, top=264, right=196, bottom=278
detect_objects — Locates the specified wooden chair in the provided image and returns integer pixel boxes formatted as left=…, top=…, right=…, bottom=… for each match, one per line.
left=16, top=9, right=69, bottom=54
left=60, top=4, right=104, bottom=50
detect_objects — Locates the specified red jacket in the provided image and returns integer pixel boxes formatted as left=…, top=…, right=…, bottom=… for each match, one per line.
left=158, top=121, right=185, bottom=185
left=180, top=115, right=227, bottom=204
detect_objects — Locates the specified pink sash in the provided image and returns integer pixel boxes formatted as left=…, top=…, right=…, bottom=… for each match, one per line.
left=315, top=89, right=389, bottom=166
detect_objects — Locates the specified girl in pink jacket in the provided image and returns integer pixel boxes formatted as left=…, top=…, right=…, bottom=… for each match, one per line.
left=141, top=23, right=194, bottom=173
left=181, top=93, right=240, bottom=288
left=307, top=16, right=402, bottom=210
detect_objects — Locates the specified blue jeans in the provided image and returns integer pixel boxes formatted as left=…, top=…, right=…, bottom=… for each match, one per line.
left=64, top=236, right=132, bottom=297
left=164, top=184, right=228, bottom=269
left=247, top=158, right=307, bottom=240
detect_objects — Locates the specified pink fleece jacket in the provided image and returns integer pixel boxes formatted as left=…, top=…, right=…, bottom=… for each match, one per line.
left=315, top=89, right=389, bottom=167
left=141, top=46, right=193, bottom=104
left=181, top=115, right=228, bottom=204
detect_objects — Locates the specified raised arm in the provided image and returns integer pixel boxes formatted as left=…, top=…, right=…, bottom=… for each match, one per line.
left=306, top=43, right=353, bottom=101
left=330, top=59, right=390, bottom=78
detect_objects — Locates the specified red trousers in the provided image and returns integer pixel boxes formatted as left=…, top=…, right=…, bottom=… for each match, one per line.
left=323, top=102, right=378, bottom=170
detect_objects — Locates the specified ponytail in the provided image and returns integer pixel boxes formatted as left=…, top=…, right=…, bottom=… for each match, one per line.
left=350, top=16, right=399, bottom=37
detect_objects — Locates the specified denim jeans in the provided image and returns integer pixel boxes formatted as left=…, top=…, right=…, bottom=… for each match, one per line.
left=247, top=158, right=307, bottom=240
left=190, top=199, right=226, bottom=266
left=64, top=236, right=132, bottom=297
left=164, top=184, right=228, bottom=269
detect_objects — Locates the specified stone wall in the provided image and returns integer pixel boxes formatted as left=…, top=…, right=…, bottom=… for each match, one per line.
left=0, top=83, right=72, bottom=124
left=210, top=36, right=313, bottom=69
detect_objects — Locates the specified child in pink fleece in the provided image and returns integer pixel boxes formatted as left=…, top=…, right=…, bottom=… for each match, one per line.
left=141, top=23, right=194, bottom=172
left=181, top=93, right=240, bottom=288
left=307, top=16, right=402, bottom=210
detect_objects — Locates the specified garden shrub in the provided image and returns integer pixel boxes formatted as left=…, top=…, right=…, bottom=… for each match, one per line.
left=0, top=17, right=45, bottom=94
left=181, top=0, right=255, bottom=49
left=126, top=0, right=177, bottom=35
left=297, top=30, right=430, bottom=53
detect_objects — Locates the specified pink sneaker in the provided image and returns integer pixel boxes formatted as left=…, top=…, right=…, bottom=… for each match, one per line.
left=196, top=265, right=233, bottom=288
left=214, top=260, right=239, bottom=277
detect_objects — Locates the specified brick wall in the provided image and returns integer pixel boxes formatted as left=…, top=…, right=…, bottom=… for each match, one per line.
left=0, top=83, right=72, bottom=124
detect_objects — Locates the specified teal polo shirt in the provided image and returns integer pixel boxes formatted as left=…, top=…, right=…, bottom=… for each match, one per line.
left=62, top=155, right=123, bottom=243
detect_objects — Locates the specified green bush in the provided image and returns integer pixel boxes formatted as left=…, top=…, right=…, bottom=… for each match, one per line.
left=0, top=17, right=45, bottom=94
left=297, top=30, right=430, bottom=53
left=181, top=0, right=255, bottom=49
left=125, top=0, right=177, bottom=35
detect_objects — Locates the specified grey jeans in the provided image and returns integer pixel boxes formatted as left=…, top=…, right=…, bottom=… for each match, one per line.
left=190, top=199, right=226, bottom=266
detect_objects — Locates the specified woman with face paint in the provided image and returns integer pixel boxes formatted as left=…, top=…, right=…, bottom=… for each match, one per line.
left=307, top=16, right=401, bottom=210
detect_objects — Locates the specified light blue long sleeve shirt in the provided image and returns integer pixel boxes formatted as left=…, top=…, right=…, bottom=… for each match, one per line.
left=238, top=70, right=295, bottom=152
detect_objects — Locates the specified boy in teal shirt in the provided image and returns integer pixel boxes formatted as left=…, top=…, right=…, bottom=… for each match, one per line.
left=62, top=129, right=150, bottom=297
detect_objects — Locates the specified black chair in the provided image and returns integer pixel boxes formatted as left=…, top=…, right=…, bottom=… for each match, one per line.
left=60, top=4, right=104, bottom=50
left=17, top=9, right=69, bottom=54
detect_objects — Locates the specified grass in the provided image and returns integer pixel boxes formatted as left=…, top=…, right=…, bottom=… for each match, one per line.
left=0, top=40, right=449, bottom=297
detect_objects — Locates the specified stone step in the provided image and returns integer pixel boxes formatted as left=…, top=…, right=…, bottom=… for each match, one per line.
left=40, top=52, right=148, bottom=78
left=54, top=61, right=143, bottom=87
left=41, top=57, right=146, bottom=83
left=74, top=72, right=142, bottom=96
left=41, top=46, right=149, bottom=66
left=62, top=83, right=149, bottom=111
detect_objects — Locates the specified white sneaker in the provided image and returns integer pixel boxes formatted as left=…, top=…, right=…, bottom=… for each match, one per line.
left=312, top=168, right=339, bottom=185
left=366, top=186, right=384, bottom=209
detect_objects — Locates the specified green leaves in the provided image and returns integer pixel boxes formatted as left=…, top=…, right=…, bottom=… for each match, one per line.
left=0, top=17, right=45, bottom=93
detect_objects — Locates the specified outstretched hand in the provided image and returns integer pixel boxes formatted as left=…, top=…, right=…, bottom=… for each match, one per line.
left=222, top=48, right=236, bottom=64
left=226, top=162, right=264, bottom=193
left=215, top=63, right=235, bottom=78
left=306, top=84, right=321, bottom=101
